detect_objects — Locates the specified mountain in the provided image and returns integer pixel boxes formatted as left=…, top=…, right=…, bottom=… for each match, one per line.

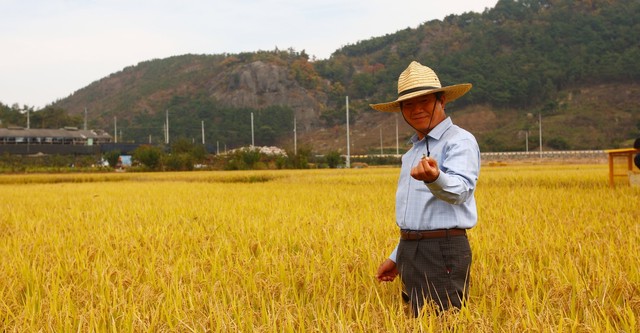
left=50, top=0, right=640, bottom=153
left=53, top=51, right=329, bottom=149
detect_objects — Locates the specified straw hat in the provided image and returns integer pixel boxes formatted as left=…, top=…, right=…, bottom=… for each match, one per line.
left=370, top=61, right=472, bottom=112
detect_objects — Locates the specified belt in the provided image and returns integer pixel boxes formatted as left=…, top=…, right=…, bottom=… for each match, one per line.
left=400, top=228, right=466, bottom=240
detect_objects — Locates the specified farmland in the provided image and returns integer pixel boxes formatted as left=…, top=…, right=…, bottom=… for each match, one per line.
left=0, top=165, right=638, bottom=332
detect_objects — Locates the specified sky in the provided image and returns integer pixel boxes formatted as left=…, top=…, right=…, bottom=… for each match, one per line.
left=0, top=0, right=498, bottom=109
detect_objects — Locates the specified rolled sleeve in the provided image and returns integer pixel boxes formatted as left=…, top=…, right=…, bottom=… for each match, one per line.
left=426, top=139, right=479, bottom=205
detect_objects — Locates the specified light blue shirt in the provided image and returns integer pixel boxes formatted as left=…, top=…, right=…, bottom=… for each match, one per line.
left=390, top=117, right=480, bottom=262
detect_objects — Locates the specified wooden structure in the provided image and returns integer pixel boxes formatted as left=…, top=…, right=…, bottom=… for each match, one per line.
left=604, top=148, right=640, bottom=187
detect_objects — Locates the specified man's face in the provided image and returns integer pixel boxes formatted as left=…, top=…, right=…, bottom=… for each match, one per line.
left=400, top=93, right=444, bottom=135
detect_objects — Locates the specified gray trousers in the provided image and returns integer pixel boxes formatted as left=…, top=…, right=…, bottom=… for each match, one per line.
left=396, top=234, right=472, bottom=316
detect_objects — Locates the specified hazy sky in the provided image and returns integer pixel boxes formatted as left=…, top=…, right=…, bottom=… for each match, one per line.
left=1, top=0, right=498, bottom=109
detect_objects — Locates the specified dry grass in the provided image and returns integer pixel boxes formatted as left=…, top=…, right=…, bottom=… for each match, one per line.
left=0, top=165, right=638, bottom=332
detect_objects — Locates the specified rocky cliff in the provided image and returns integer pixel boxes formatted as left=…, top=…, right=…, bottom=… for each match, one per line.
left=208, top=60, right=328, bottom=131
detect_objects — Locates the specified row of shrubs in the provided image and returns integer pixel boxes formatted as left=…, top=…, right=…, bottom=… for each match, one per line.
left=0, top=153, right=109, bottom=173
left=0, top=142, right=401, bottom=173
left=0, top=146, right=400, bottom=173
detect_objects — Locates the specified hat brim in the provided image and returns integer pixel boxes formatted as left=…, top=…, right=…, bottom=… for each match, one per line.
left=370, top=83, right=472, bottom=112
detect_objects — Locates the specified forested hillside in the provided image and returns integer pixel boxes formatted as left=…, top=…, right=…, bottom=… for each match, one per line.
left=326, top=0, right=640, bottom=108
left=2, top=0, right=638, bottom=153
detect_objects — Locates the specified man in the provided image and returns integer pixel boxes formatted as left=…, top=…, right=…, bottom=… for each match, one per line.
left=371, top=61, right=480, bottom=316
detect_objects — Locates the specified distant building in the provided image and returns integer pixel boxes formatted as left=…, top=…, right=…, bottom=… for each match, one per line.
left=0, top=127, right=112, bottom=155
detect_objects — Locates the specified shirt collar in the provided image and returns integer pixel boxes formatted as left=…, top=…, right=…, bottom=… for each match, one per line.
left=410, top=117, right=453, bottom=143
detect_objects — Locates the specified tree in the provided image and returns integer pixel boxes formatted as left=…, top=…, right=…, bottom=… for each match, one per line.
left=133, top=145, right=164, bottom=170
left=31, top=106, right=82, bottom=129
left=288, top=146, right=312, bottom=169
left=171, top=137, right=195, bottom=154
left=325, top=151, right=343, bottom=168
left=351, top=73, right=376, bottom=98
left=103, top=150, right=121, bottom=168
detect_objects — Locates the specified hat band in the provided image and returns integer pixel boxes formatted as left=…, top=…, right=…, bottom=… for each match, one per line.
left=398, top=86, right=439, bottom=97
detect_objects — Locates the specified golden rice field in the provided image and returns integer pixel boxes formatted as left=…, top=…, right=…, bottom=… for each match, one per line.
left=0, top=164, right=638, bottom=332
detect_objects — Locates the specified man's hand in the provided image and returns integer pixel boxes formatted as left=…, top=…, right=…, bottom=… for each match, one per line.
left=410, top=155, right=440, bottom=183
left=376, top=258, right=398, bottom=282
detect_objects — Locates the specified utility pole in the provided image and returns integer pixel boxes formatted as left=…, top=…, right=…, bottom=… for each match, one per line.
left=26, top=108, right=30, bottom=129
left=346, top=96, right=351, bottom=168
left=165, top=110, right=169, bottom=144
left=84, top=107, right=87, bottom=130
left=539, top=113, right=543, bottom=158
left=294, top=115, right=297, bottom=155
left=114, top=116, right=117, bottom=143
left=201, top=120, right=205, bottom=145
left=395, top=113, right=399, bottom=156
